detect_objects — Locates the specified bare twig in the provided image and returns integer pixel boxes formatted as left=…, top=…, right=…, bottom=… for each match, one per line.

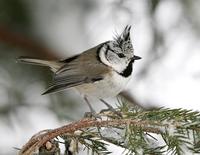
left=19, top=118, right=163, bottom=155
left=0, top=25, right=59, bottom=59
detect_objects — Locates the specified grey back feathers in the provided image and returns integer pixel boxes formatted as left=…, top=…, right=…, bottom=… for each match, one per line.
left=43, top=43, right=110, bottom=94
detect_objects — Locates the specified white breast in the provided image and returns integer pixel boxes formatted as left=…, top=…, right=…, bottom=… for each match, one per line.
left=75, top=71, right=131, bottom=99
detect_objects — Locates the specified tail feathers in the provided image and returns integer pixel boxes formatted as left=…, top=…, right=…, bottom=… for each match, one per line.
left=42, top=81, right=85, bottom=95
left=17, top=56, right=62, bottom=72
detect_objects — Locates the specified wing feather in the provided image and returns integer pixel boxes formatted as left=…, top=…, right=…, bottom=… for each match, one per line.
left=43, top=43, right=111, bottom=94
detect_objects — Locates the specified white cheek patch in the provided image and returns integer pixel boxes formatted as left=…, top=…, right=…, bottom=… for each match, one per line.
left=107, top=51, right=119, bottom=64
left=113, top=61, right=127, bottom=73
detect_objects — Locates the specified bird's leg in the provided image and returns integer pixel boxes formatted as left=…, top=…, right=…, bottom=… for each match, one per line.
left=84, top=96, right=101, bottom=119
left=100, top=99, right=122, bottom=118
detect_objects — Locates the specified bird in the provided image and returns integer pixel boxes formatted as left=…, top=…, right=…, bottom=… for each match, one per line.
left=18, top=25, right=141, bottom=118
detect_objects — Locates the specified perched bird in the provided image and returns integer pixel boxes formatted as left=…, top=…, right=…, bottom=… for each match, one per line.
left=18, top=25, right=141, bottom=117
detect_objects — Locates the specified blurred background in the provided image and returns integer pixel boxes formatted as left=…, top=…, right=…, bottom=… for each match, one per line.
left=0, top=0, right=200, bottom=154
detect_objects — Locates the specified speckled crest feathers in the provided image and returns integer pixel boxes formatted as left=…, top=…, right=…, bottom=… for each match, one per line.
left=114, top=25, right=132, bottom=46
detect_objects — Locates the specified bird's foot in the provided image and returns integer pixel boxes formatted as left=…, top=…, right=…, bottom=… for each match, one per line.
left=84, top=111, right=101, bottom=120
left=100, top=107, right=122, bottom=118
left=100, top=99, right=122, bottom=118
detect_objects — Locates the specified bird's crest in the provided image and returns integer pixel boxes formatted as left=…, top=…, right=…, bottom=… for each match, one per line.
left=114, top=25, right=132, bottom=46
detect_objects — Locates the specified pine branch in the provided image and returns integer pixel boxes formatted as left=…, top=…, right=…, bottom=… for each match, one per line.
left=18, top=102, right=200, bottom=155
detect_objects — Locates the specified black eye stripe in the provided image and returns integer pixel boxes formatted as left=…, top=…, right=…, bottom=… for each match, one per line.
left=106, top=44, right=126, bottom=58
left=117, top=53, right=125, bottom=58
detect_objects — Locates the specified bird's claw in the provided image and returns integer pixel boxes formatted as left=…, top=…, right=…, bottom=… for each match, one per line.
left=84, top=111, right=101, bottom=120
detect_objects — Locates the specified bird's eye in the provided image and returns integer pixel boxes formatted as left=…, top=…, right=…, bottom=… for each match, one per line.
left=117, top=53, right=125, bottom=58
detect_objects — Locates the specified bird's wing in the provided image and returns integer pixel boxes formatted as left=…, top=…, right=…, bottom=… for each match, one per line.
left=42, top=43, right=111, bottom=95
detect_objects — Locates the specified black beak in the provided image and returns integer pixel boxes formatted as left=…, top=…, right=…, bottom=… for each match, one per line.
left=132, top=55, right=142, bottom=61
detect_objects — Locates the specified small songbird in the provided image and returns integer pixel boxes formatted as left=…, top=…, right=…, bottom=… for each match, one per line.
left=18, top=25, right=141, bottom=117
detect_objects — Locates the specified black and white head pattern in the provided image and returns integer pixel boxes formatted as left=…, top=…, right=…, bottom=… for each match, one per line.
left=99, top=25, right=135, bottom=77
